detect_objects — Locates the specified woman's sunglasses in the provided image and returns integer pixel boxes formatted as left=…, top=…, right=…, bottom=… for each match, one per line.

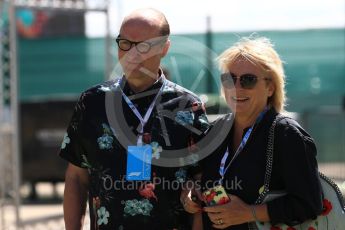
left=221, top=72, right=270, bottom=89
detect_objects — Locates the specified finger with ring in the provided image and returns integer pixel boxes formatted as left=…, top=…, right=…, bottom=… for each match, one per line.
left=216, top=218, right=223, bottom=225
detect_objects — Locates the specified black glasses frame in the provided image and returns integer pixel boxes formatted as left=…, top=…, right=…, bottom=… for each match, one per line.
left=115, top=35, right=167, bottom=54
left=221, top=72, right=270, bottom=89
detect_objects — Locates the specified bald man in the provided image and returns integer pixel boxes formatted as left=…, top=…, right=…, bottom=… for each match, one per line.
left=60, top=8, right=209, bottom=230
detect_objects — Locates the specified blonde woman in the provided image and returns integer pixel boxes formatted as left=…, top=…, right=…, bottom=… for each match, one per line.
left=182, top=36, right=323, bottom=229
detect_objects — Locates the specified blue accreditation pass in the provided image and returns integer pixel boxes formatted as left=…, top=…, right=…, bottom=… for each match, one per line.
left=126, top=145, right=152, bottom=181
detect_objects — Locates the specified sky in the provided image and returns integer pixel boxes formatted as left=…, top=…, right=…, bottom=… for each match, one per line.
left=85, top=0, right=345, bottom=37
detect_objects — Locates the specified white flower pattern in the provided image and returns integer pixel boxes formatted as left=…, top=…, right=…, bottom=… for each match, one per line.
left=97, top=206, right=110, bottom=226
left=123, top=199, right=153, bottom=217
left=151, top=142, right=162, bottom=159
left=175, top=111, right=194, bottom=126
left=61, top=133, right=70, bottom=149
left=99, top=85, right=112, bottom=92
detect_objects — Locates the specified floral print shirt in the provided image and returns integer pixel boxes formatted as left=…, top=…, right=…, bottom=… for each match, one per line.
left=59, top=76, right=210, bottom=230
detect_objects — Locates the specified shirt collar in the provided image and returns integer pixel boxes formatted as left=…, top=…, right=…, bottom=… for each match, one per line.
left=241, top=106, right=277, bottom=137
left=122, top=68, right=165, bottom=96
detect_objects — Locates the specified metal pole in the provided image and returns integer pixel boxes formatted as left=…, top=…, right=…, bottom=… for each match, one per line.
left=0, top=1, right=6, bottom=229
left=0, top=149, right=4, bottom=230
left=340, top=108, right=345, bottom=161
left=205, top=16, right=213, bottom=94
left=342, top=95, right=345, bottom=157
left=8, top=0, right=21, bottom=227
left=104, top=0, right=112, bottom=80
left=14, top=0, right=107, bottom=12
left=2, top=1, right=110, bottom=229
left=0, top=129, right=4, bottom=226
left=0, top=0, right=3, bottom=108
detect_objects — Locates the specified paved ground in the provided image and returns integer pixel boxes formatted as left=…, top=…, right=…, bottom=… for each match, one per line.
left=1, top=204, right=77, bottom=230
left=1, top=183, right=90, bottom=230
left=1, top=164, right=345, bottom=230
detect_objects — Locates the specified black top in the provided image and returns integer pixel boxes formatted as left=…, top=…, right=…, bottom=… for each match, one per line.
left=59, top=76, right=210, bottom=230
left=201, top=108, right=323, bottom=229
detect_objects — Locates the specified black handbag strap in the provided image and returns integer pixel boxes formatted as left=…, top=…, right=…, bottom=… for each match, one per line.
left=251, top=114, right=345, bottom=229
left=255, top=114, right=290, bottom=205
left=255, top=114, right=345, bottom=212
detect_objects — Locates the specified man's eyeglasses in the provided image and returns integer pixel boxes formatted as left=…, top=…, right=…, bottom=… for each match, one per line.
left=221, top=72, right=270, bottom=89
left=116, top=35, right=166, bottom=54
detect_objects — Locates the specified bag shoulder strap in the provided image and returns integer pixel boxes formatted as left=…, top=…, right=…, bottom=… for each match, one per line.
left=255, top=114, right=291, bottom=204
left=255, top=114, right=345, bottom=212
left=319, top=172, right=345, bottom=212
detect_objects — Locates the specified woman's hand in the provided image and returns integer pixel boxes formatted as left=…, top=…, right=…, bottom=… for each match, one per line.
left=203, top=194, right=253, bottom=229
left=180, top=186, right=203, bottom=214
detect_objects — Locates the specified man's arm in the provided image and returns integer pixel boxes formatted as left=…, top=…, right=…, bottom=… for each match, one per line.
left=63, top=163, right=89, bottom=230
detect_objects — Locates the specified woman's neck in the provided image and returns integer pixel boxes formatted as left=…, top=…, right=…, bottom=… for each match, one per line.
left=234, top=116, right=256, bottom=132
left=232, top=113, right=261, bottom=149
left=234, top=106, right=268, bottom=132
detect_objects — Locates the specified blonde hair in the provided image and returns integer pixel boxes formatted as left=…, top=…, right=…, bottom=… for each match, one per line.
left=217, top=36, right=286, bottom=112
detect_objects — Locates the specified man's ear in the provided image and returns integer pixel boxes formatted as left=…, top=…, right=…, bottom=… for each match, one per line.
left=161, top=39, right=170, bottom=58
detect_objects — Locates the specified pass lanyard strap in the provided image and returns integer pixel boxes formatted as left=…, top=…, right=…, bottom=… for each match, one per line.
left=218, top=108, right=268, bottom=185
left=118, top=76, right=166, bottom=146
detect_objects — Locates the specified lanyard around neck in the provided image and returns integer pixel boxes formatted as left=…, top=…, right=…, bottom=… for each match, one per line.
left=218, top=108, right=268, bottom=185
left=118, top=76, right=166, bottom=146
